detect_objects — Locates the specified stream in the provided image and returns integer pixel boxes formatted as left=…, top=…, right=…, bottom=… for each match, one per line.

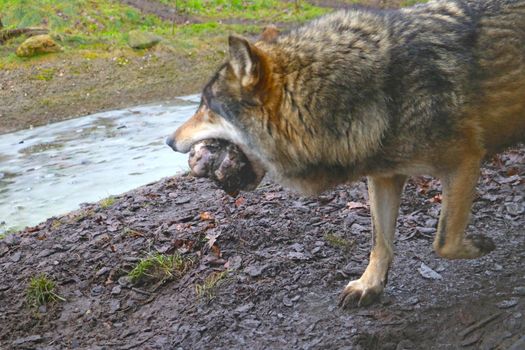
left=0, top=95, right=200, bottom=234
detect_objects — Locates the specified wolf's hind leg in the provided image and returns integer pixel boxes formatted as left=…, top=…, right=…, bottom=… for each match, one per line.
left=339, top=175, right=406, bottom=308
left=433, top=156, right=495, bottom=259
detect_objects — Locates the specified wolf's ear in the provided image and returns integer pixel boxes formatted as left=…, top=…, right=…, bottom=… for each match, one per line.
left=228, top=35, right=263, bottom=88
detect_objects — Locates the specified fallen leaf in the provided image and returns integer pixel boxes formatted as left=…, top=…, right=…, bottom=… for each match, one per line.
left=235, top=197, right=245, bottom=207
left=211, top=244, right=221, bottom=258
left=200, top=212, right=214, bottom=221
left=205, top=232, right=220, bottom=248
left=430, top=194, right=442, bottom=203
left=347, top=201, right=367, bottom=210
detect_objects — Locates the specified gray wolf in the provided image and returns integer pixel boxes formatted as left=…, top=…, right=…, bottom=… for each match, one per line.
left=167, top=0, right=525, bottom=307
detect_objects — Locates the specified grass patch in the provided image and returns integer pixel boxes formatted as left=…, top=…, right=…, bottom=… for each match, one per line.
left=0, top=226, right=21, bottom=238
left=70, top=208, right=94, bottom=222
left=324, top=233, right=355, bottom=252
left=195, top=270, right=229, bottom=301
left=99, top=196, right=116, bottom=208
left=128, top=252, right=193, bottom=285
left=31, top=67, right=56, bottom=81
left=26, top=274, right=65, bottom=308
left=159, top=0, right=328, bottom=21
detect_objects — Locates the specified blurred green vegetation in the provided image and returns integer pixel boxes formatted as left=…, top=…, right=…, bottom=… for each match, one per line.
left=157, top=0, right=326, bottom=20
left=0, top=0, right=428, bottom=66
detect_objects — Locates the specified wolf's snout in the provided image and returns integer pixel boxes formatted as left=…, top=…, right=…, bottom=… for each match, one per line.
left=165, top=135, right=177, bottom=151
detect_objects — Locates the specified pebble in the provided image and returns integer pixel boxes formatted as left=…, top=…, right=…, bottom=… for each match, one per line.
left=109, top=299, right=120, bottom=313
left=287, top=252, right=309, bottom=260
left=111, top=286, right=121, bottom=295
left=418, top=263, right=443, bottom=280
left=37, top=249, right=55, bottom=258
left=492, top=263, right=503, bottom=271
left=91, top=285, right=104, bottom=296
left=9, top=251, right=21, bottom=262
left=227, top=256, right=242, bottom=270
left=425, top=218, right=438, bottom=228
left=13, top=335, right=42, bottom=345
left=96, top=266, right=111, bottom=277
left=38, top=305, right=47, bottom=314
left=505, top=203, right=524, bottom=216
left=406, top=296, right=419, bottom=305
left=235, top=303, right=254, bottom=313
left=496, top=298, right=519, bottom=309
left=513, top=286, right=525, bottom=296
left=244, top=265, right=266, bottom=277
left=118, top=276, right=132, bottom=287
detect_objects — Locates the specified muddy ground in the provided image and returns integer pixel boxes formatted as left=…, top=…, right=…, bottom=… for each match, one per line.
left=1, top=147, right=524, bottom=349
left=1, top=0, right=524, bottom=349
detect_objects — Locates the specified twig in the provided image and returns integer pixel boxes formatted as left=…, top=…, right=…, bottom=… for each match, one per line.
left=0, top=27, right=49, bottom=45
left=459, top=312, right=502, bottom=338
left=131, top=287, right=152, bottom=296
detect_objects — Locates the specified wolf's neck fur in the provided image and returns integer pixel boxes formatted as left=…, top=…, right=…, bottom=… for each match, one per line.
left=254, top=10, right=392, bottom=189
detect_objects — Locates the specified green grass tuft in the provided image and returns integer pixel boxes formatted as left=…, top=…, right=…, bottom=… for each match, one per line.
left=26, top=274, right=65, bottom=308
left=324, top=233, right=355, bottom=252
left=99, top=196, right=116, bottom=208
left=195, top=270, right=229, bottom=301
left=128, top=252, right=193, bottom=285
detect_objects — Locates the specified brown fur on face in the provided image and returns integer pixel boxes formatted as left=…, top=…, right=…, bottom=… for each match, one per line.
left=169, top=0, right=525, bottom=308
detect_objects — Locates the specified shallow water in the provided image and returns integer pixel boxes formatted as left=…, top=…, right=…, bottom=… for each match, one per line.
left=0, top=95, right=200, bottom=233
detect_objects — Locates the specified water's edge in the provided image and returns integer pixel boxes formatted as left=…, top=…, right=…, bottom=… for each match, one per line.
left=0, top=95, right=200, bottom=233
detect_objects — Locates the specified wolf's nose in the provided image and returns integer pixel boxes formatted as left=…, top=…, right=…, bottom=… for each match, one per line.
left=165, top=135, right=177, bottom=151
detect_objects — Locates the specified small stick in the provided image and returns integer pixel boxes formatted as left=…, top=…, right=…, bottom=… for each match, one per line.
left=459, top=312, right=502, bottom=338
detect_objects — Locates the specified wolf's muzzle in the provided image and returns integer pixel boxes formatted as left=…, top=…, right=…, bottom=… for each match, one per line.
left=165, top=135, right=177, bottom=151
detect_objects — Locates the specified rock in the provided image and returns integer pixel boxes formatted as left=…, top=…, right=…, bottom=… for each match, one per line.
left=9, top=251, right=21, bottom=262
left=513, top=286, right=525, bottom=296
left=227, top=255, right=242, bottom=270
left=127, top=30, right=161, bottom=49
left=95, top=266, right=110, bottom=276
left=505, top=202, right=524, bottom=216
left=16, top=35, right=62, bottom=57
left=418, top=262, right=443, bottom=280
left=13, top=335, right=42, bottom=346
left=496, top=298, right=519, bottom=309
left=109, top=299, right=120, bottom=313
left=244, top=264, right=266, bottom=277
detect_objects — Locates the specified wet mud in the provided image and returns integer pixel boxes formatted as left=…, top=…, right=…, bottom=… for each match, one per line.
left=0, top=147, right=524, bottom=349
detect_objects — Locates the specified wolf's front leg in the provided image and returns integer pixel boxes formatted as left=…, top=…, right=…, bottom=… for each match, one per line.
left=339, top=175, right=406, bottom=308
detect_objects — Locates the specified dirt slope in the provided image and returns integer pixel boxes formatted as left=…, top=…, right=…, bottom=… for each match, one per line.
left=1, top=148, right=523, bottom=349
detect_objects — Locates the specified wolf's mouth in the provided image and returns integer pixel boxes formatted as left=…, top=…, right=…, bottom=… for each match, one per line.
left=188, top=139, right=266, bottom=196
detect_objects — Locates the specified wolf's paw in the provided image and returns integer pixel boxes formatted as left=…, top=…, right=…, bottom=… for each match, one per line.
left=338, top=279, right=383, bottom=309
left=435, top=234, right=495, bottom=259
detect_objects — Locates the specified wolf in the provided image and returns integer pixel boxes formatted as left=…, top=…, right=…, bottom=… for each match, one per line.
left=167, top=0, right=525, bottom=308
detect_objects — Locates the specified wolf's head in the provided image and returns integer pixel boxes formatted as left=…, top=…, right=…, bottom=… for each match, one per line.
left=166, top=34, right=282, bottom=189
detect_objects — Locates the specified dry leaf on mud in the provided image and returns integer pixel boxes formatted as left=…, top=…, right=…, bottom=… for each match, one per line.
left=235, top=196, right=245, bottom=207
left=211, top=244, right=221, bottom=258
left=429, top=194, right=442, bottom=203
left=200, top=211, right=215, bottom=221
left=205, top=232, right=220, bottom=249
left=347, top=201, right=367, bottom=210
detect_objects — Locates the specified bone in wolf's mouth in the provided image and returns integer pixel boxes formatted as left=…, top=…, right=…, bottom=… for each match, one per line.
left=188, top=139, right=265, bottom=196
